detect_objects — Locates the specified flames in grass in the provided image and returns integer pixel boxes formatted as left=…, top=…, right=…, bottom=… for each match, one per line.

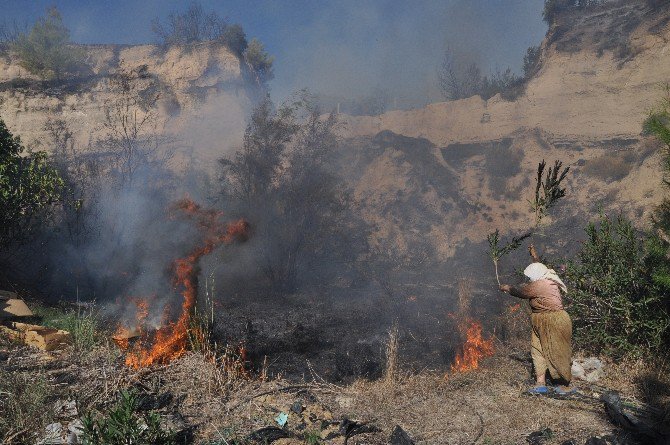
left=117, top=199, right=249, bottom=369
left=450, top=319, right=495, bottom=373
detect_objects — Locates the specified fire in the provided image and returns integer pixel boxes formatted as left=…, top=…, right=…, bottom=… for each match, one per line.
left=120, top=198, right=249, bottom=369
left=449, top=319, right=495, bottom=373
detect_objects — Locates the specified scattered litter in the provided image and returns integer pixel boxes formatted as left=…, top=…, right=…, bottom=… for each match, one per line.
left=339, top=418, right=381, bottom=439
left=572, top=357, right=604, bottom=382
left=67, top=419, right=84, bottom=444
left=54, top=399, right=78, bottom=419
left=290, top=400, right=304, bottom=414
left=526, top=428, right=553, bottom=445
left=584, top=437, right=608, bottom=445
left=390, top=425, right=415, bottom=445
left=275, top=411, right=289, bottom=427
left=247, top=426, right=290, bottom=443
left=38, top=422, right=65, bottom=445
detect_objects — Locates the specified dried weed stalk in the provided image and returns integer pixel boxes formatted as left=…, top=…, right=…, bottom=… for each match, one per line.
left=384, top=322, right=399, bottom=385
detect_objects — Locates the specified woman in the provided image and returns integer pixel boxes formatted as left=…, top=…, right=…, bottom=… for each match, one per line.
left=499, top=262, right=575, bottom=395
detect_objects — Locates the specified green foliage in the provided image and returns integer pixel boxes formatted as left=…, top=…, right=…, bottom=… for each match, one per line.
left=487, top=230, right=531, bottom=284
left=0, top=370, right=53, bottom=441
left=220, top=24, right=248, bottom=56
left=32, top=304, right=101, bottom=353
left=0, top=118, right=63, bottom=249
left=244, top=38, right=274, bottom=83
left=531, top=159, right=570, bottom=225
left=643, top=82, right=670, bottom=321
left=11, top=7, right=85, bottom=79
left=82, top=390, right=175, bottom=445
left=304, top=429, right=323, bottom=445
left=565, top=213, right=670, bottom=356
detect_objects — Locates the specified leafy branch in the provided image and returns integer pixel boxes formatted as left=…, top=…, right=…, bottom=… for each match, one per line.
left=531, top=159, right=570, bottom=226
left=487, top=230, right=531, bottom=285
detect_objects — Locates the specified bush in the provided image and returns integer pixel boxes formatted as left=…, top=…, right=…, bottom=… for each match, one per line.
left=244, top=38, right=274, bottom=83
left=565, top=213, right=670, bottom=357
left=151, top=2, right=248, bottom=55
left=220, top=24, right=248, bottom=56
left=11, top=7, right=86, bottom=79
left=82, top=390, right=175, bottom=445
left=219, top=97, right=366, bottom=294
left=0, top=118, right=63, bottom=249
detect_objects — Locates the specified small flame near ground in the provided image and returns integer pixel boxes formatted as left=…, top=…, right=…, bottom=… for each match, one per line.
left=115, top=198, right=249, bottom=369
left=449, top=319, right=495, bottom=374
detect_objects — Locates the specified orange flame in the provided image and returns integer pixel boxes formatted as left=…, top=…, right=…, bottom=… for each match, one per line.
left=121, top=199, right=249, bottom=368
left=450, top=319, right=494, bottom=373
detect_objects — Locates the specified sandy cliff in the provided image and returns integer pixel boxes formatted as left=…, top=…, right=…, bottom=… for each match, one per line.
left=337, top=0, right=670, bottom=260
left=0, top=41, right=254, bottom=164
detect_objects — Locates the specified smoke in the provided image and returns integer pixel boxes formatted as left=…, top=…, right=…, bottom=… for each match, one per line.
left=4, top=1, right=546, bottom=108
left=267, top=0, right=547, bottom=108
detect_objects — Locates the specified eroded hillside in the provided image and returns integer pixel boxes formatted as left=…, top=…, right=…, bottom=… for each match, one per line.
left=0, top=41, right=255, bottom=165
left=338, top=0, right=670, bottom=261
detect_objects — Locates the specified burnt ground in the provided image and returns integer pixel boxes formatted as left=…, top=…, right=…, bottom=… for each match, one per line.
left=1, top=329, right=668, bottom=445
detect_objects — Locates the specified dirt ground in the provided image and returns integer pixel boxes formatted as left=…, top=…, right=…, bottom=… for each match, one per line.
left=2, top=327, right=668, bottom=445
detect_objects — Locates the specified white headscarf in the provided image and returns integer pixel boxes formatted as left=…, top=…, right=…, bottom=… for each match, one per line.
left=523, top=262, right=568, bottom=294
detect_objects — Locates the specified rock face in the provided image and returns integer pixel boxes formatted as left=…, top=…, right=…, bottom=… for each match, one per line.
left=335, top=0, right=670, bottom=261
left=0, top=41, right=255, bottom=164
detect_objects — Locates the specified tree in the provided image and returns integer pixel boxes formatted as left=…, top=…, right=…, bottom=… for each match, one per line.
left=220, top=97, right=364, bottom=293
left=11, top=7, right=85, bottom=79
left=152, top=2, right=226, bottom=46
left=151, top=2, right=248, bottom=55
left=97, top=68, right=174, bottom=187
left=437, top=50, right=482, bottom=101
left=0, top=118, right=63, bottom=249
left=220, top=24, right=248, bottom=56
left=244, top=38, right=274, bottom=84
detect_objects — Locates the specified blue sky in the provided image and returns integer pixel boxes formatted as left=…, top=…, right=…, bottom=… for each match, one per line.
left=1, top=0, right=547, bottom=106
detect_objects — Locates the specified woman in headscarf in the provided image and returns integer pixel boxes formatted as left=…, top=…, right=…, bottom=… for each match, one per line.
left=499, top=262, right=575, bottom=395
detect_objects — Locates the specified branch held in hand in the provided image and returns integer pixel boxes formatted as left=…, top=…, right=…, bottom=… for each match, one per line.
left=487, top=230, right=531, bottom=286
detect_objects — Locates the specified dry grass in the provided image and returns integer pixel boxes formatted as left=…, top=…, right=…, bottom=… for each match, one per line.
left=341, top=351, right=615, bottom=445
left=2, top=317, right=668, bottom=444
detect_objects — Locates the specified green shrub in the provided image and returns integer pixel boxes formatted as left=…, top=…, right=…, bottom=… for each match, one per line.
left=82, top=390, right=175, bottom=445
left=565, top=213, right=670, bottom=356
left=11, top=7, right=86, bottom=79
left=32, top=304, right=101, bottom=353
left=0, top=118, right=63, bottom=249
left=244, top=38, right=274, bottom=83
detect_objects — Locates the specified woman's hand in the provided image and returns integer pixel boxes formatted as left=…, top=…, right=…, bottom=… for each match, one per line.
left=499, top=284, right=511, bottom=293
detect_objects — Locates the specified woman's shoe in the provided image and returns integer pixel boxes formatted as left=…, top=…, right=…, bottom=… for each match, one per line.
left=553, top=386, right=577, bottom=395
left=527, top=385, right=549, bottom=395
